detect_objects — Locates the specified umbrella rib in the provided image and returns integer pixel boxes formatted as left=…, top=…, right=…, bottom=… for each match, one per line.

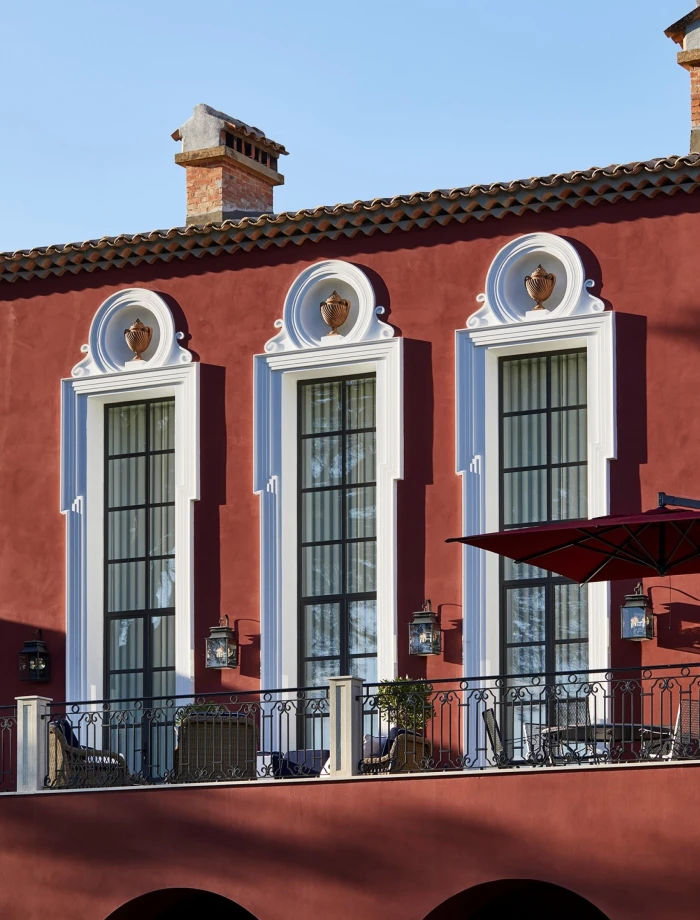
left=661, top=546, right=700, bottom=571
left=619, top=523, right=667, bottom=571
left=664, top=521, right=700, bottom=567
left=514, top=526, right=651, bottom=569
left=569, top=522, right=671, bottom=584
left=513, top=525, right=624, bottom=565
left=577, top=528, right=662, bottom=584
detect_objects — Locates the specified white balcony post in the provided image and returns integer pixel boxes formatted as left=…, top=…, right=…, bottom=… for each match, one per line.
left=328, top=676, right=363, bottom=779
left=16, top=696, right=52, bottom=794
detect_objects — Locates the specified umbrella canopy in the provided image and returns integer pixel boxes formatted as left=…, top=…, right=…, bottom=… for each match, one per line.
left=447, top=503, right=700, bottom=584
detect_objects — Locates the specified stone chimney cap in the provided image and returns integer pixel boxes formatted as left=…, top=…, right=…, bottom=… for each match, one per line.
left=665, top=5, right=700, bottom=47
left=171, top=103, right=288, bottom=156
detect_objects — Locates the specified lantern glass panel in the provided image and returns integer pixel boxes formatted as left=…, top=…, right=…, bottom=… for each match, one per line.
left=409, top=617, right=441, bottom=656
left=18, top=641, right=50, bottom=682
left=205, top=633, right=237, bottom=669
left=621, top=599, right=654, bottom=640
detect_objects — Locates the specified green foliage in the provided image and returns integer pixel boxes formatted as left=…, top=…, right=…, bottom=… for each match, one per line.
left=376, top=676, right=435, bottom=732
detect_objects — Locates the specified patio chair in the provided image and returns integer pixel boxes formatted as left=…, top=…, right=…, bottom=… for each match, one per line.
left=643, top=699, right=700, bottom=760
left=482, top=708, right=509, bottom=767
left=361, top=728, right=432, bottom=774
left=523, top=699, right=597, bottom=765
left=46, top=720, right=132, bottom=789
left=523, top=720, right=548, bottom=765
left=174, top=712, right=259, bottom=782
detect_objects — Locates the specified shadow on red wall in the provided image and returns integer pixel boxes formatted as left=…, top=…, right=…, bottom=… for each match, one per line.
left=105, top=888, right=259, bottom=920
left=423, top=879, right=610, bottom=920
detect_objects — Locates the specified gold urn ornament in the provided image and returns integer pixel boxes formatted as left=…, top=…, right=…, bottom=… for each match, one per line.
left=320, top=290, right=351, bottom=336
left=124, top=318, right=153, bottom=360
left=524, top=265, right=556, bottom=311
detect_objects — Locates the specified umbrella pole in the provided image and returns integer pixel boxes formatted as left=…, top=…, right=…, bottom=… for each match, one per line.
left=658, top=491, right=700, bottom=510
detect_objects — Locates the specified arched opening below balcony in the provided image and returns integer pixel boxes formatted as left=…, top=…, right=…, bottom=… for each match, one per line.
left=105, top=888, right=259, bottom=920
left=423, top=879, right=610, bottom=919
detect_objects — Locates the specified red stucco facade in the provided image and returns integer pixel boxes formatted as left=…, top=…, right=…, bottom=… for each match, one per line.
left=4, top=763, right=700, bottom=920
left=2, top=182, right=700, bottom=917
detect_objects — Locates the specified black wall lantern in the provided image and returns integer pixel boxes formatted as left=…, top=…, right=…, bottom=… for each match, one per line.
left=620, top=584, right=655, bottom=641
left=409, top=599, right=442, bottom=656
left=18, top=629, right=51, bottom=682
left=205, top=616, right=238, bottom=669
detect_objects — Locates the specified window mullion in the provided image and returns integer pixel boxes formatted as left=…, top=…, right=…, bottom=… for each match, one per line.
left=341, top=379, right=349, bottom=676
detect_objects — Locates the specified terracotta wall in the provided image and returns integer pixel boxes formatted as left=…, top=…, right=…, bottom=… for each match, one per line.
left=1, top=191, right=700, bottom=703
left=1, top=763, right=699, bottom=920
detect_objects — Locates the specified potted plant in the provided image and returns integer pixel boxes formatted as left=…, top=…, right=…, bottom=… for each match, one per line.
left=376, top=676, right=435, bottom=734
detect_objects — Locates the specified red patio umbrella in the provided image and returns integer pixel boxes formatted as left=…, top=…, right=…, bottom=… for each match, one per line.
left=447, top=493, right=700, bottom=584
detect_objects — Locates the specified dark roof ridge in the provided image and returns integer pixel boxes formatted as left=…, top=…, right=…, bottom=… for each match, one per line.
left=2, top=153, right=700, bottom=284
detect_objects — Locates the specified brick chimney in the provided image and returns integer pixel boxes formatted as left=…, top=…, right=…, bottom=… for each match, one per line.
left=172, top=104, right=288, bottom=225
left=666, top=3, right=700, bottom=154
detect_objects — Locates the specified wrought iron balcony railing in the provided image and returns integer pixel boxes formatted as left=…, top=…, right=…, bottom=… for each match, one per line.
left=5, top=664, right=700, bottom=793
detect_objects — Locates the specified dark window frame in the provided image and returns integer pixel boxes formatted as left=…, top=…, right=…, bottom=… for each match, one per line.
left=498, top=349, right=588, bottom=679
left=297, top=374, right=378, bottom=688
left=103, top=397, right=176, bottom=707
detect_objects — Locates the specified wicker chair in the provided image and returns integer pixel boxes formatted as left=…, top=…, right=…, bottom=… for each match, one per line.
left=173, top=712, right=259, bottom=782
left=362, top=730, right=432, bottom=774
left=482, top=708, right=509, bottom=767
left=46, top=722, right=130, bottom=789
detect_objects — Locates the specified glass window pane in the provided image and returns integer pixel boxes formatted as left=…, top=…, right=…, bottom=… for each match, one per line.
left=552, top=409, right=587, bottom=464
left=152, top=669, right=176, bottom=700
left=551, top=352, right=587, bottom=408
left=506, top=586, right=546, bottom=643
left=109, top=671, right=143, bottom=703
left=350, top=656, right=377, bottom=683
left=503, top=558, right=549, bottom=581
left=349, top=599, right=377, bottom=655
left=150, top=506, right=175, bottom=556
left=346, top=432, right=376, bottom=484
left=506, top=644, right=545, bottom=677
left=108, top=618, right=144, bottom=671
left=108, top=457, right=146, bottom=508
left=108, top=509, right=145, bottom=561
left=503, top=469, right=547, bottom=526
left=150, top=399, right=175, bottom=451
left=108, top=404, right=146, bottom=456
left=552, top=465, right=587, bottom=520
left=502, top=357, right=546, bottom=412
left=304, top=659, right=340, bottom=687
left=345, top=377, right=376, bottom=430
left=555, top=584, right=588, bottom=640
left=555, top=642, right=589, bottom=676
left=150, top=558, right=176, bottom=609
left=347, top=541, right=377, bottom=594
left=301, top=544, right=342, bottom=597
left=302, top=490, right=342, bottom=543
left=347, top=486, right=376, bottom=539
left=150, top=454, right=175, bottom=503
left=303, top=603, right=341, bottom=658
left=108, top=562, right=146, bottom=612
left=151, top=614, right=175, bottom=669
left=502, top=412, right=546, bottom=470
left=302, top=436, right=343, bottom=488
left=301, top=382, right=342, bottom=434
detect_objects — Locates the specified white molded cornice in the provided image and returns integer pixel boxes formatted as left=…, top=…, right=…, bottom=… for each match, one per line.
left=264, top=260, right=394, bottom=353
left=72, top=288, right=192, bottom=377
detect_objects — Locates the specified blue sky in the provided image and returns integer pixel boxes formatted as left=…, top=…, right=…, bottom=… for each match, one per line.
left=0, top=0, right=693, bottom=253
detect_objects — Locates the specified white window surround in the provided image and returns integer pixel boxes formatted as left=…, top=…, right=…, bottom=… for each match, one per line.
left=457, top=314, right=616, bottom=679
left=456, top=234, right=616, bottom=681
left=61, top=289, right=199, bottom=703
left=254, top=339, right=403, bottom=690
